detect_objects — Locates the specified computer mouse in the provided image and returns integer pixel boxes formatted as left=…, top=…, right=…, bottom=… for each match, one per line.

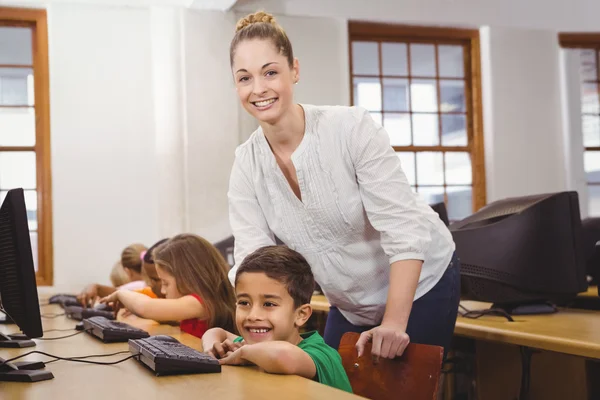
left=150, top=335, right=179, bottom=343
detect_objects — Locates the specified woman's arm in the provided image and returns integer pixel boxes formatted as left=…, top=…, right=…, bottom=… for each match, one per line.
left=219, top=341, right=316, bottom=379
left=347, top=108, right=433, bottom=359
left=228, top=152, right=277, bottom=283
left=100, top=290, right=206, bottom=322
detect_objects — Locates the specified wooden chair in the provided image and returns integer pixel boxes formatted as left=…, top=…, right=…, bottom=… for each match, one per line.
left=338, top=332, right=444, bottom=400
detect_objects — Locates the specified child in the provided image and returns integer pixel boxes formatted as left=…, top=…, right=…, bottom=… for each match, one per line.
left=202, top=246, right=352, bottom=393
left=78, top=243, right=148, bottom=306
left=100, top=234, right=237, bottom=338
left=109, top=261, right=129, bottom=287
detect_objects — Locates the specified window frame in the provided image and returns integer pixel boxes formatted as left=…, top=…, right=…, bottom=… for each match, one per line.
left=348, top=22, right=486, bottom=216
left=559, top=32, right=600, bottom=217
left=0, top=7, right=53, bottom=285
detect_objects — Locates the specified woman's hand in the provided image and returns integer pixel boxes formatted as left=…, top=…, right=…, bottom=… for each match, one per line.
left=355, top=323, right=410, bottom=359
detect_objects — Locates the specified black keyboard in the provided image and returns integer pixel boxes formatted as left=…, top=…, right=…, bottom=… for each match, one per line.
left=129, top=336, right=221, bottom=376
left=83, top=316, right=150, bottom=343
left=48, top=294, right=81, bottom=308
left=65, top=305, right=115, bottom=321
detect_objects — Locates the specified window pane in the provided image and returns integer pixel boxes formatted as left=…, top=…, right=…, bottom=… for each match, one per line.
left=580, top=49, right=598, bottom=82
left=582, top=83, right=599, bottom=114
left=412, top=114, right=439, bottom=146
left=440, top=80, right=466, bottom=112
left=0, top=27, right=32, bottom=65
left=397, top=152, right=416, bottom=185
left=383, top=78, right=409, bottom=111
left=0, top=68, right=34, bottom=106
left=445, top=152, right=472, bottom=185
left=0, top=152, right=36, bottom=189
left=353, top=77, right=381, bottom=111
left=585, top=151, right=600, bottom=183
left=410, top=44, right=436, bottom=77
left=384, top=114, right=411, bottom=146
left=0, top=108, right=36, bottom=146
left=30, top=231, right=38, bottom=272
left=417, top=186, right=444, bottom=205
left=583, top=115, right=600, bottom=147
left=411, top=79, right=437, bottom=112
left=438, top=45, right=464, bottom=78
left=442, top=114, right=467, bottom=146
left=24, top=189, right=37, bottom=231
left=382, top=43, right=408, bottom=76
left=352, top=41, right=379, bottom=75
left=447, top=186, right=472, bottom=221
left=417, top=152, right=444, bottom=185
left=369, top=112, right=382, bottom=126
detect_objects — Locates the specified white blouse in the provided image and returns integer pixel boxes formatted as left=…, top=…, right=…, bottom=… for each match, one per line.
left=227, top=104, right=455, bottom=326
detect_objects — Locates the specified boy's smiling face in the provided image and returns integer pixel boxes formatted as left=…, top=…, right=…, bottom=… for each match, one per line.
left=235, top=272, right=311, bottom=345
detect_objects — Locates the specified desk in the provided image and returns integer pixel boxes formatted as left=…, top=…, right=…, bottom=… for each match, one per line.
left=0, top=292, right=363, bottom=399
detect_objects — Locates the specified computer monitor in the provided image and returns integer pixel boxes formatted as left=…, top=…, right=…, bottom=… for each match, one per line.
left=581, top=217, right=600, bottom=285
left=0, top=188, right=53, bottom=382
left=450, top=191, right=587, bottom=315
left=430, top=202, right=450, bottom=226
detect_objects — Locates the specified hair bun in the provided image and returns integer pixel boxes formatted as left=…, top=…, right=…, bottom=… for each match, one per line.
left=235, top=11, right=276, bottom=32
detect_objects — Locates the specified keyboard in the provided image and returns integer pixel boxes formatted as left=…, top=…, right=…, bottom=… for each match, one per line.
left=129, top=336, right=221, bottom=376
left=64, top=305, right=115, bottom=321
left=48, top=294, right=81, bottom=308
left=83, top=316, right=150, bottom=343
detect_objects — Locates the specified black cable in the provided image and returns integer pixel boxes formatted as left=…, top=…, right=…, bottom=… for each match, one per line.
left=41, top=312, right=65, bottom=318
left=43, top=328, right=76, bottom=333
left=45, top=350, right=131, bottom=365
left=459, top=304, right=514, bottom=322
left=36, top=330, right=85, bottom=340
left=0, top=350, right=139, bottom=369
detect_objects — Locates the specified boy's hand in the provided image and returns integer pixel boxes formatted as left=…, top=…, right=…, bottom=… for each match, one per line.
left=208, top=339, right=244, bottom=359
left=218, top=346, right=251, bottom=366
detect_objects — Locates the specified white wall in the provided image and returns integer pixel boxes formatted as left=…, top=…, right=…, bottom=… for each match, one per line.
left=183, top=10, right=239, bottom=242
left=480, top=26, right=568, bottom=202
left=48, top=4, right=160, bottom=286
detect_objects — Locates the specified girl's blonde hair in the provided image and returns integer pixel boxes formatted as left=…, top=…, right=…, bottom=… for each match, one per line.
left=109, top=261, right=130, bottom=287
left=121, top=243, right=147, bottom=273
left=230, top=11, right=294, bottom=68
left=153, top=234, right=236, bottom=332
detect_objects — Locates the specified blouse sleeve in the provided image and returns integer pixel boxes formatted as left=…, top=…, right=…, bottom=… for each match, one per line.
left=346, top=107, right=432, bottom=264
left=227, top=149, right=277, bottom=284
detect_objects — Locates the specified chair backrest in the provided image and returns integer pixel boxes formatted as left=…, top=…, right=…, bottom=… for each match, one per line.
left=338, top=332, right=443, bottom=400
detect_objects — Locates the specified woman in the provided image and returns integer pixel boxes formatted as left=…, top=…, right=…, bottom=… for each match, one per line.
left=227, top=11, right=460, bottom=358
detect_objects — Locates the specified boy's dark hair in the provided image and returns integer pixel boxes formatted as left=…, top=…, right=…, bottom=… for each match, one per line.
left=235, top=246, right=315, bottom=308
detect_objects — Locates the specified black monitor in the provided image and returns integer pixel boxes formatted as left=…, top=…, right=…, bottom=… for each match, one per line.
left=0, top=188, right=54, bottom=382
left=450, top=191, right=587, bottom=315
left=581, top=217, right=600, bottom=285
left=430, top=202, right=450, bottom=226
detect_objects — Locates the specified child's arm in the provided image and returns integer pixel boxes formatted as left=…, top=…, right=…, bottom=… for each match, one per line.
left=100, top=290, right=206, bottom=322
left=202, top=328, right=240, bottom=358
left=220, top=341, right=316, bottom=379
left=78, top=284, right=116, bottom=307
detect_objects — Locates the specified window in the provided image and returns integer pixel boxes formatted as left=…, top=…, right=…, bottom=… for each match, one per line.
left=559, top=33, right=600, bottom=216
left=349, top=22, right=486, bottom=222
left=0, top=7, right=53, bottom=285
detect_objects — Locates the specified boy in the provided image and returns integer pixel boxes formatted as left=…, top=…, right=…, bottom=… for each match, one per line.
left=202, top=246, right=353, bottom=393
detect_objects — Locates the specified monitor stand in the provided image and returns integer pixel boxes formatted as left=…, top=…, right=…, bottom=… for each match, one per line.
left=0, top=332, right=36, bottom=348
left=493, top=301, right=558, bottom=315
left=0, top=357, right=54, bottom=382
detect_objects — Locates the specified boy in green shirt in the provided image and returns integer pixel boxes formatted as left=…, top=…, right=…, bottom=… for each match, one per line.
left=202, top=246, right=352, bottom=393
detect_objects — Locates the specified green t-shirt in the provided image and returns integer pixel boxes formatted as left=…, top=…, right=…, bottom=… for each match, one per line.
left=233, top=331, right=352, bottom=393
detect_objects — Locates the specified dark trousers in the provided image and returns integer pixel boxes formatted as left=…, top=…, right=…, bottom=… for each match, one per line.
left=323, top=252, right=461, bottom=357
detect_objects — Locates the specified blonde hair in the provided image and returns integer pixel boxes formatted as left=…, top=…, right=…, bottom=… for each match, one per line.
left=153, top=234, right=236, bottom=333
left=109, top=261, right=130, bottom=287
left=121, top=243, right=147, bottom=273
left=230, top=11, right=294, bottom=67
